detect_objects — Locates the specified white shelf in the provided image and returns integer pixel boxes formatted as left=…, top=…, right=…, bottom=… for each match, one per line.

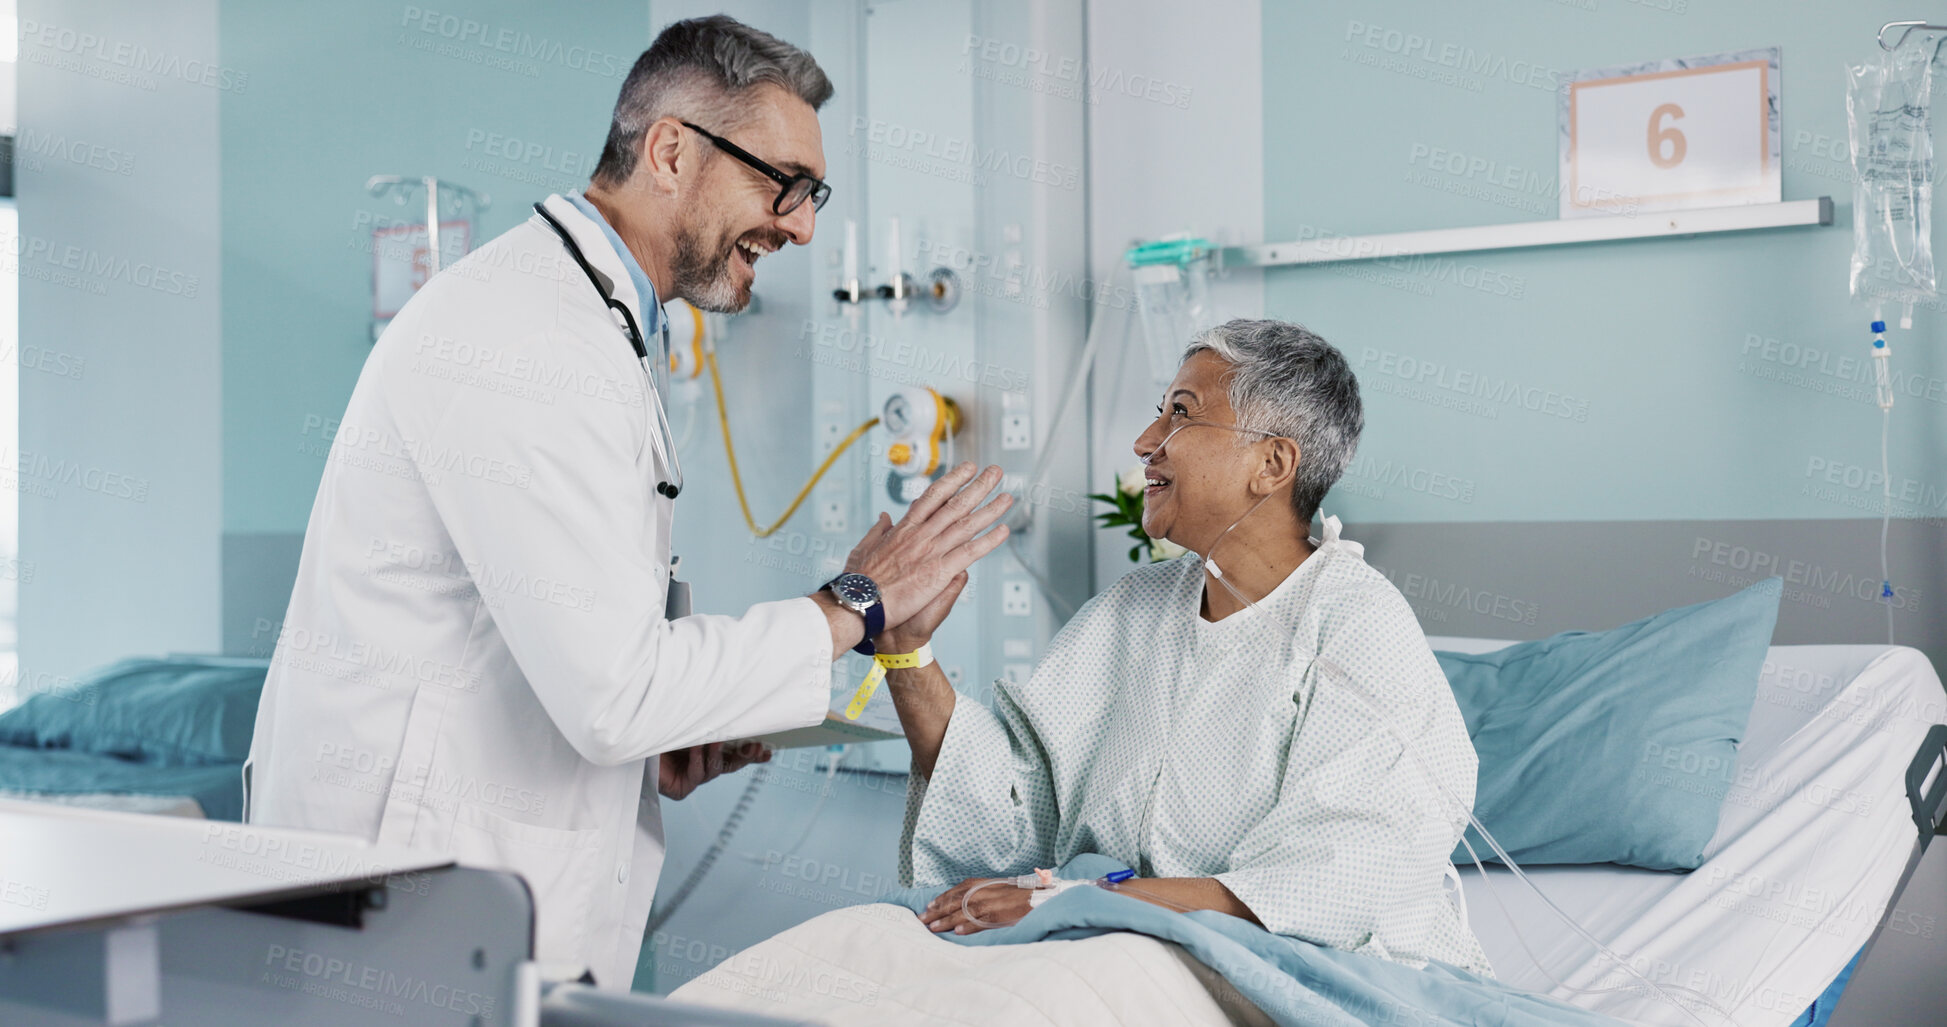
left=1222, top=197, right=1833, bottom=269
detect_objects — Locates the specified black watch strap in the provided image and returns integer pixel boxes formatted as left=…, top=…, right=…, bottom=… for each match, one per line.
left=852, top=602, right=885, bottom=657
left=822, top=575, right=886, bottom=657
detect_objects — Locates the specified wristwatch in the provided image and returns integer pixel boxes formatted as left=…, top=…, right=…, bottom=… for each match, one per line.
left=822, top=573, right=886, bottom=656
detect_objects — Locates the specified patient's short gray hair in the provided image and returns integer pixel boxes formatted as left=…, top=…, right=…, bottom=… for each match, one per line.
left=593, top=15, right=833, bottom=188
left=1182, top=318, right=1363, bottom=522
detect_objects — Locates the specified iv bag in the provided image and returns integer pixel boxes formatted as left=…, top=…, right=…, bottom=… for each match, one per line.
left=1848, top=40, right=1938, bottom=327
left=1130, top=250, right=1215, bottom=389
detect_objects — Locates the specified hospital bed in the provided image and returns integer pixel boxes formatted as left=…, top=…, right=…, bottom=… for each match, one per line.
left=7, top=641, right=1934, bottom=1024
left=0, top=655, right=266, bottom=821
left=671, top=639, right=1946, bottom=1027
left=0, top=749, right=239, bottom=819
left=1427, top=637, right=1947, bottom=1027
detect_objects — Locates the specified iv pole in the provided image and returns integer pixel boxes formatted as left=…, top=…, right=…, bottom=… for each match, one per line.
left=1878, top=20, right=1947, bottom=52
left=364, top=175, right=492, bottom=276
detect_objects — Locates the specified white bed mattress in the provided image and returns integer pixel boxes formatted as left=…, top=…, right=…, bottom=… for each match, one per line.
left=1425, top=639, right=1946, bottom=1027
left=0, top=790, right=206, bottom=818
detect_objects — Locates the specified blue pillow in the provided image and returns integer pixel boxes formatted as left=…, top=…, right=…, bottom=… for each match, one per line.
left=0, top=657, right=267, bottom=766
left=1438, top=578, right=1780, bottom=870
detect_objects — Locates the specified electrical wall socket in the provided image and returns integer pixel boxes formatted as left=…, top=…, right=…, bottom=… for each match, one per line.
left=1003, top=663, right=1032, bottom=686
left=1002, top=580, right=1031, bottom=617
left=944, top=665, right=963, bottom=686
left=1001, top=392, right=1032, bottom=451
left=818, top=500, right=847, bottom=534
left=1001, top=412, right=1031, bottom=450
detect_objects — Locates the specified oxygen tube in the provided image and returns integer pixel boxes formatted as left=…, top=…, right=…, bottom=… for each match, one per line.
left=1006, top=240, right=1218, bottom=620
left=952, top=493, right=1742, bottom=1023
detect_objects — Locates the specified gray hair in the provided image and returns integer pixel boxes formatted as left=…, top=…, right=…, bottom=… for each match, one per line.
left=592, top=15, right=833, bottom=188
left=1182, top=318, right=1363, bottom=522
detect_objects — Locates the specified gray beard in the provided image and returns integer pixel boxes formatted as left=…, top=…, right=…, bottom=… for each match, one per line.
left=671, top=224, right=748, bottom=313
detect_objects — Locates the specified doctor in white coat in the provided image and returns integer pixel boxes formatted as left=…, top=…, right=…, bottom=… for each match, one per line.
left=245, top=15, right=1011, bottom=989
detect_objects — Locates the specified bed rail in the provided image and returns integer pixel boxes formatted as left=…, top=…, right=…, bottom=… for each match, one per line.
left=1906, top=723, right=1947, bottom=850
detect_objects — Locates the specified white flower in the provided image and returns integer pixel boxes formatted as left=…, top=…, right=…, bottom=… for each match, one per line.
left=1117, top=466, right=1147, bottom=498
left=1149, top=537, right=1187, bottom=562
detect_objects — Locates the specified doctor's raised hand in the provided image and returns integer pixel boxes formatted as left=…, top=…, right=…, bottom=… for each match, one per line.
left=810, top=462, right=1012, bottom=658
left=824, top=465, right=999, bottom=778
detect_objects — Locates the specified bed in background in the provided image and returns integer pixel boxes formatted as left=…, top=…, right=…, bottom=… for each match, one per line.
left=0, top=655, right=266, bottom=820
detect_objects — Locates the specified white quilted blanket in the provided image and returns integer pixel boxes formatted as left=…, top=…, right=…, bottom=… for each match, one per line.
left=671, top=902, right=1275, bottom=1026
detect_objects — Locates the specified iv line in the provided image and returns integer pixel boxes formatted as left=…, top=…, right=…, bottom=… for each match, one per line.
left=706, top=347, right=879, bottom=538
left=646, top=763, right=769, bottom=936
left=1171, top=486, right=1737, bottom=1024
left=1871, top=321, right=1896, bottom=645
left=1881, top=402, right=1894, bottom=644
left=954, top=486, right=1738, bottom=1023
left=959, top=873, right=1195, bottom=930
left=1201, top=544, right=1739, bottom=1027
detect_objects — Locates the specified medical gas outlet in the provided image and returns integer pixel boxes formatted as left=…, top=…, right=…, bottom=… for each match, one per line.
left=882, top=386, right=962, bottom=479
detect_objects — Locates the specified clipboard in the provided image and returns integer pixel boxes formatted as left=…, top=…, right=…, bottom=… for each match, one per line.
left=751, top=713, right=904, bottom=750
left=671, top=571, right=903, bottom=750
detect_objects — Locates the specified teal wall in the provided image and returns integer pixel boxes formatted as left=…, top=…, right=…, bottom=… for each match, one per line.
left=221, top=0, right=647, bottom=534
left=1266, top=0, right=1946, bottom=526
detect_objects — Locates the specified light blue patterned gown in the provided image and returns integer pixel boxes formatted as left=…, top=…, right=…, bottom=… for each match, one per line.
left=901, top=517, right=1494, bottom=976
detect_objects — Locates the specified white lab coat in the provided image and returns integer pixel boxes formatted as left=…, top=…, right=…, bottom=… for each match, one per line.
left=245, top=194, right=833, bottom=989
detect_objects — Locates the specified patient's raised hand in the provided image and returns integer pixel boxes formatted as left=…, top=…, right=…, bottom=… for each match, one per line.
left=878, top=570, right=966, bottom=654
left=918, top=876, right=1031, bottom=935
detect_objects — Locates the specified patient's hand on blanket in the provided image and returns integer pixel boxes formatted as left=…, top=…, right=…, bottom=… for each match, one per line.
left=920, top=877, right=1031, bottom=934
left=921, top=874, right=1265, bottom=935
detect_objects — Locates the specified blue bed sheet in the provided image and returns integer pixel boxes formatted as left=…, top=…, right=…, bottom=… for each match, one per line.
left=885, top=854, right=1624, bottom=1026
left=0, top=743, right=246, bottom=820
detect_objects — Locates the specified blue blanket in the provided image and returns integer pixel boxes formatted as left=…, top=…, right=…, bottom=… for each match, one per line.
left=885, top=854, right=1622, bottom=1027
left=0, top=744, right=246, bottom=820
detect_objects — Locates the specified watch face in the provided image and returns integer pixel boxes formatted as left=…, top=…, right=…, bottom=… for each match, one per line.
left=831, top=572, right=880, bottom=609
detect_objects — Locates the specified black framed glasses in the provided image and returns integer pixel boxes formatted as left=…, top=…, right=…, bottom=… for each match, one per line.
left=682, top=121, right=831, bottom=216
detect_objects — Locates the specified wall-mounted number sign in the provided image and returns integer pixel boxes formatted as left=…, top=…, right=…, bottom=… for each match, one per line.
left=1558, top=47, right=1781, bottom=219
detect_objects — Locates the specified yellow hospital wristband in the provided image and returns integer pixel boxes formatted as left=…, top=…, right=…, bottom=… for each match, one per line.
left=843, top=643, right=935, bottom=720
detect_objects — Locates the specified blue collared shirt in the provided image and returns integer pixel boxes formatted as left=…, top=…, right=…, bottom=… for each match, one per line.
left=566, top=192, right=662, bottom=340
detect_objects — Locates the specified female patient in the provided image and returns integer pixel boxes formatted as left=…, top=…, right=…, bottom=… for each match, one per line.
left=872, top=318, right=1492, bottom=975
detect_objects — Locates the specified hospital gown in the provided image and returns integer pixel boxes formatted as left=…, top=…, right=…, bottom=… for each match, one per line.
left=901, top=517, right=1494, bottom=976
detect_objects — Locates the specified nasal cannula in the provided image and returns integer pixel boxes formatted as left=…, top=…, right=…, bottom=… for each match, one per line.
left=956, top=490, right=1743, bottom=1027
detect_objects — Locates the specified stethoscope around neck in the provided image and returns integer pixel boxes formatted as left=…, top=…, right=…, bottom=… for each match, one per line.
left=533, top=200, right=684, bottom=499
